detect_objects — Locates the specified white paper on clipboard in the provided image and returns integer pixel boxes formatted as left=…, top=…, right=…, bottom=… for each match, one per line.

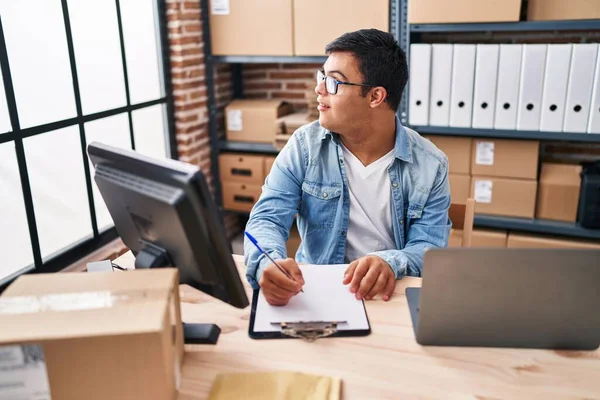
left=253, top=264, right=369, bottom=333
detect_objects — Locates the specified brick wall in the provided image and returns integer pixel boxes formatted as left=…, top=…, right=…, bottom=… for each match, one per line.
left=243, top=64, right=320, bottom=111
left=167, top=0, right=239, bottom=237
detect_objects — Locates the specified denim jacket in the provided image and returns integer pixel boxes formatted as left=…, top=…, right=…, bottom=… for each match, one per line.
left=244, top=116, right=451, bottom=290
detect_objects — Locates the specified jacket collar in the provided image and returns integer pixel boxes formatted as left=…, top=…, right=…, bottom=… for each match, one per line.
left=321, top=115, right=413, bottom=163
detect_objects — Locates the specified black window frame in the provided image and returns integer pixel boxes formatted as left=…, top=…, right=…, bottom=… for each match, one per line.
left=0, top=0, right=177, bottom=289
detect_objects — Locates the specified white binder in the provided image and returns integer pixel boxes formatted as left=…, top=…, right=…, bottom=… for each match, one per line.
left=494, top=45, right=523, bottom=130
left=429, top=44, right=453, bottom=126
left=449, top=44, right=476, bottom=128
left=408, top=44, right=431, bottom=126
left=540, top=44, right=572, bottom=132
left=517, top=44, right=547, bottom=131
left=588, top=46, right=600, bottom=134
left=563, top=43, right=599, bottom=133
left=472, top=44, right=500, bottom=129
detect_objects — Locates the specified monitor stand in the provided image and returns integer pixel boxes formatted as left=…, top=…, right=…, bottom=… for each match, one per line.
left=135, top=245, right=221, bottom=345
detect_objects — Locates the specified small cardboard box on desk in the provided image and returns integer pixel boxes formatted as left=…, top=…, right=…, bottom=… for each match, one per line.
left=0, top=269, right=184, bottom=400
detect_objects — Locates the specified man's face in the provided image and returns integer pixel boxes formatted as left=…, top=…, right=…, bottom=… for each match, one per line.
left=315, top=52, right=371, bottom=133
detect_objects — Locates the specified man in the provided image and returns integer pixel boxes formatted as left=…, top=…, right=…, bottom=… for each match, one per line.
left=244, top=29, right=451, bottom=306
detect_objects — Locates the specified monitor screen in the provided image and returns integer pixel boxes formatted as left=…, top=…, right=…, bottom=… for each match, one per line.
left=88, top=141, right=248, bottom=309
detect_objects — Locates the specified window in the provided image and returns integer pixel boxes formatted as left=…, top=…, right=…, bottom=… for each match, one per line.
left=0, top=0, right=175, bottom=284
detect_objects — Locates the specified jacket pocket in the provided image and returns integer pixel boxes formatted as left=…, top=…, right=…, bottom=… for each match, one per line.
left=300, top=180, right=342, bottom=230
left=406, top=190, right=428, bottom=220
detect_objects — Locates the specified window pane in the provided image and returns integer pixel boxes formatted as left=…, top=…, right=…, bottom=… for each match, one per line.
left=68, top=0, right=127, bottom=114
left=0, top=69, right=11, bottom=134
left=25, top=127, right=93, bottom=260
left=132, top=104, right=168, bottom=159
left=1, top=1, right=77, bottom=128
left=120, top=0, right=164, bottom=104
left=85, top=113, right=131, bottom=232
left=0, top=142, right=34, bottom=279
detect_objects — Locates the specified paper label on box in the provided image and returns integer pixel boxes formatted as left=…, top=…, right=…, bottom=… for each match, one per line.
left=0, top=344, right=52, bottom=400
left=0, top=290, right=163, bottom=315
left=211, top=0, right=230, bottom=15
left=474, top=180, right=493, bottom=204
left=0, top=292, right=119, bottom=314
left=476, top=142, right=495, bottom=165
left=227, top=109, right=243, bottom=131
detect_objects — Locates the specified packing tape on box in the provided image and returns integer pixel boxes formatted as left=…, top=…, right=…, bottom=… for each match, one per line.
left=0, top=289, right=167, bottom=315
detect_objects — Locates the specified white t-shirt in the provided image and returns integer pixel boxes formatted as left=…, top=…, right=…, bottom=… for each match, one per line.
left=341, top=144, right=396, bottom=263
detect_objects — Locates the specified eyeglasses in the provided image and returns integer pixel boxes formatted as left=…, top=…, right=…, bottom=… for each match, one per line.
left=316, top=70, right=376, bottom=95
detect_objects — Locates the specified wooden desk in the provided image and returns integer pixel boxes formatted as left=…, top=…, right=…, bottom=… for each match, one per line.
left=115, top=252, right=600, bottom=399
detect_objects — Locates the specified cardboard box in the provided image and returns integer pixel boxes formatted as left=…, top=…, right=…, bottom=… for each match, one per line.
left=409, top=0, right=522, bottom=23
left=426, top=136, right=472, bottom=174
left=449, top=229, right=507, bottom=248
left=527, top=0, right=600, bottom=21
left=219, top=153, right=265, bottom=185
left=536, top=163, right=583, bottom=222
left=471, top=139, right=539, bottom=180
left=0, top=269, right=184, bottom=400
left=450, top=173, right=471, bottom=204
left=293, top=0, right=389, bottom=56
left=208, top=0, right=293, bottom=55
left=471, top=176, right=538, bottom=218
left=222, top=182, right=262, bottom=212
left=264, top=156, right=276, bottom=177
left=225, top=100, right=292, bottom=143
left=507, top=233, right=600, bottom=249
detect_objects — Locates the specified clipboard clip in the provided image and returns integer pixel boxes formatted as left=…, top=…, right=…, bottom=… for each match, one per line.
left=278, top=321, right=344, bottom=342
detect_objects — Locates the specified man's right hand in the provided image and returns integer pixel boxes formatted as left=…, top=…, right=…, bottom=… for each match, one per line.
left=259, top=258, right=305, bottom=306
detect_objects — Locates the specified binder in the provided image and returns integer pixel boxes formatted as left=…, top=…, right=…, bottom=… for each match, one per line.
left=517, top=45, right=547, bottom=131
left=540, top=44, right=572, bottom=132
left=249, top=264, right=371, bottom=341
left=449, top=44, right=476, bottom=128
left=472, top=44, right=500, bottom=129
left=588, top=46, right=600, bottom=134
left=494, top=44, right=523, bottom=130
left=429, top=44, right=453, bottom=126
left=563, top=43, right=599, bottom=133
left=408, top=44, right=431, bottom=126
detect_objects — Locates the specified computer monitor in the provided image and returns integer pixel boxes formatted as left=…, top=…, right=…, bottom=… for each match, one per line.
left=87, top=141, right=249, bottom=343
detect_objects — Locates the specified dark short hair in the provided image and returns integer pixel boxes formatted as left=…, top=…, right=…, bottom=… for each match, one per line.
left=325, top=29, right=407, bottom=111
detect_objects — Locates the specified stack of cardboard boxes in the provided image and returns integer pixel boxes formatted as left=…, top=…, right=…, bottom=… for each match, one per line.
left=469, top=139, right=539, bottom=219
left=219, top=153, right=275, bottom=213
left=427, top=135, right=541, bottom=220
left=209, top=0, right=389, bottom=56
left=426, top=134, right=599, bottom=249
left=408, top=0, right=600, bottom=24
left=219, top=153, right=303, bottom=256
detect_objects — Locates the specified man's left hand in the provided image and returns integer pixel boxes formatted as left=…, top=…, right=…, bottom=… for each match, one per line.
left=342, top=255, right=396, bottom=301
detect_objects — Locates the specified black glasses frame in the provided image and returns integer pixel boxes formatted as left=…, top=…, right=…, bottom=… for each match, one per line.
left=316, top=69, right=376, bottom=95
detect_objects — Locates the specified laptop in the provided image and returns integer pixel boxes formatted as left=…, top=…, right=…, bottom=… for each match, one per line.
left=406, top=248, right=600, bottom=350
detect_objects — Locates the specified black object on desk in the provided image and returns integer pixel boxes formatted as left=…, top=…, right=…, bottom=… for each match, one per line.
left=87, top=142, right=250, bottom=345
left=578, top=161, right=600, bottom=229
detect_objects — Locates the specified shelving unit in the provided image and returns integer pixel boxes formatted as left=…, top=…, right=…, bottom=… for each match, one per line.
left=201, top=0, right=600, bottom=242
left=201, top=0, right=402, bottom=211
left=217, top=140, right=279, bottom=155
left=410, top=19, right=600, bottom=33
left=400, top=0, right=600, bottom=241
left=412, top=126, right=600, bottom=143
left=474, top=216, right=600, bottom=241
left=210, top=55, right=327, bottom=64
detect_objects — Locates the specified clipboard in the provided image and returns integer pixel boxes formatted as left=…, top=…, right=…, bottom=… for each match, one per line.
left=247, top=264, right=372, bottom=341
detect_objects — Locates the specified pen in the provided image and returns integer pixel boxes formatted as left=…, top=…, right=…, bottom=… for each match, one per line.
left=244, top=231, right=304, bottom=293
